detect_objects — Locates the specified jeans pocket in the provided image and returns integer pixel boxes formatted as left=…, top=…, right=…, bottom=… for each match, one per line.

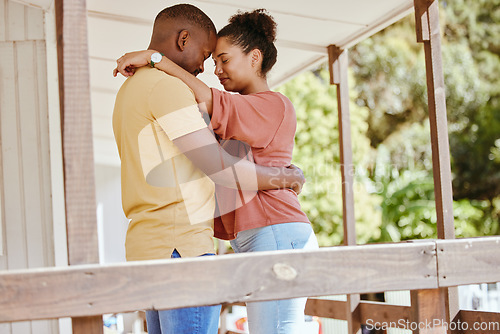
left=291, top=229, right=318, bottom=250
left=291, top=239, right=307, bottom=250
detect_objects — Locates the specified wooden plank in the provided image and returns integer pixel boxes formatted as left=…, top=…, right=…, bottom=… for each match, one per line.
left=460, top=310, right=500, bottom=334
left=414, top=0, right=458, bottom=326
left=0, top=42, right=28, bottom=271
left=410, top=289, right=448, bottom=334
left=0, top=40, right=24, bottom=334
left=11, top=322, right=31, bottom=334
left=0, top=323, right=10, bottom=333
left=305, top=298, right=347, bottom=320
left=1, top=38, right=56, bottom=334
left=329, top=46, right=356, bottom=244
left=30, top=320, right=55, bottom=334
left=330, top=45, right=360, bottom=334
left=0, top=0, right=6, bottom=41
left=26, top=6, right=44, bottom=41
left=305, top=299, right=413, bottom=326
left=359, top=301, right=412, bottom=328
left=0, top=242, right=437, bottom=322
left=44, top=5, right=69, bottom=269
left=6, top=1, right=25, bottom=41
left=55, top=0, right=99, bottom=267
left=414, top=0, right=430, bottom=42
left=0, top=56, right=3, bottom=256
left=55, top=0, right=101, bottom=331
left=16, top=41, right=46, bottom=269
left=415, top=0, right=455, bottom=240
left=437, top=237, right=500, bottom=287
left=35, top=40, right=55, bottom=269
left=72, top=317, right=103, bottom=334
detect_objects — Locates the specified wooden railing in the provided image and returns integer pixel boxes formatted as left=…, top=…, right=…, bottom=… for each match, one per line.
left=1, top=236, right=499, bottom=333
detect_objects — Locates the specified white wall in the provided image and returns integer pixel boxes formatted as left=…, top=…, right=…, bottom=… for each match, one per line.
left=95, top=164, right=128, bottom=264
left=0, top=0, right=60, bottom=333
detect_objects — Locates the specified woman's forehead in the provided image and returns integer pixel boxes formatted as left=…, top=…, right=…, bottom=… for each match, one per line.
left=214, top=37, right=236, bottom=56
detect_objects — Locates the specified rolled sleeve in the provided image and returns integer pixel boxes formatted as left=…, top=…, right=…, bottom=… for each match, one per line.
left=210, top=88, right=285, bottom=148
left=150, top=77, right=207, bottom=140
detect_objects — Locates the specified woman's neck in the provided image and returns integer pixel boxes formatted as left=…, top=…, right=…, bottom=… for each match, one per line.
left=240, top=77, right=270, bottom=95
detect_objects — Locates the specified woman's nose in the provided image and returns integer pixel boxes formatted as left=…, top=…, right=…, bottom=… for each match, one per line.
left=214, top=65, right=222, bottom=76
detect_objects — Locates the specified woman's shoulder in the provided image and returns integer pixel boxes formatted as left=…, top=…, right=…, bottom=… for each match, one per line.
left=252, top=90, right=293, bottom=108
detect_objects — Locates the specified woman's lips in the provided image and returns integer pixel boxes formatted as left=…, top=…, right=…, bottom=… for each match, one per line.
left=219, top=78, right=228, bottom=85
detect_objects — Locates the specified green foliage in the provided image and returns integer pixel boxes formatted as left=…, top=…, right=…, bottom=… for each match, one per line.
left=277, top=69, right=380, bottom=246
left=277, top=0, right=499, bottom=245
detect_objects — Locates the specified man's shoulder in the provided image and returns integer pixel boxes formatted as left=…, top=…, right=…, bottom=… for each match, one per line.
left=116, top=68, right=194, bottom=104
left=132, top=67, right=189, bottom=88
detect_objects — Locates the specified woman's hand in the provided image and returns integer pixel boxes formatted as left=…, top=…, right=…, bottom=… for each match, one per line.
left=113, top=50, right=156, bottom=77
left=287, top=164, right=306, bottom=195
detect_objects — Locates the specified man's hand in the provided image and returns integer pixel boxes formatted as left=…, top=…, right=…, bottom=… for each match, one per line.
left=113, top=50, right=156, bottom=77
left=287, top=164, right=305, bottom=195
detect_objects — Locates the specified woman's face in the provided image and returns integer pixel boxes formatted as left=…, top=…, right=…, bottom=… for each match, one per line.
left=212, top=37, right=256, bottom=93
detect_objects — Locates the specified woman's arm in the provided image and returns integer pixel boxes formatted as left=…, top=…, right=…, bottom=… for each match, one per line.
left=114, top=50, right=214, bottom=115
left=172, top=127, right=305, bottom=193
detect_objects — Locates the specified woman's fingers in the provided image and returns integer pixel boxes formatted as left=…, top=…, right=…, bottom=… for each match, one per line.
left=114, top=51, right=154, bottom=77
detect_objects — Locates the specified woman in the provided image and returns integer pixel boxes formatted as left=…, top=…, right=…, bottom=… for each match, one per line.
left=115, top=9, right=318, bottom=334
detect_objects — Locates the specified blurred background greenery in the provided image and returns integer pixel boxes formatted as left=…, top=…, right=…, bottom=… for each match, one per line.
left=277, top=0, right=500, bottom=246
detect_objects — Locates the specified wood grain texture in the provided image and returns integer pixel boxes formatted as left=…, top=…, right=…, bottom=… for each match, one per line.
left=16, top=41, right=46, bottom=269
left=55, top=0, right=99, bottom=267
left=359, top=301, right=412, bottom=327
left=305, top=299, right=413, bottom=327
left=26, top=6, right=44, bottom=40
left=0, top=0, right=5, bottom=41
left=414, top=0, right=458, bottom=325
left=305, top=298, right=347, bottom=320
left=72, top=317, right=103, bottom=334
left=410, top=289, right=448, bottom=334
left=6, top=1, right=25, bottom=41
left=0, top=36, right=57, bottom=334
left=330, top=45, right=360, bottom=334
left=460, top=310, right=500, bottom=334
left=55, top=0, right=101, bottom=331
left=0, top=242, right=437, bottom=322
left=0, top=42, right=28, bottom=271
left=437, top=237, right=500, bottom=287
left=415, top=0, right=455, bottom=240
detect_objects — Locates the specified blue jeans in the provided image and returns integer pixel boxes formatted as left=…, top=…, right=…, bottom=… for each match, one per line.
left=230, top=222, right=319, bottom=334
left=145, top=249, right=221, bottom=334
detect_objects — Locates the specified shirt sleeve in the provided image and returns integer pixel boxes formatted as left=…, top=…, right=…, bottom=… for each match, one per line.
left=210, top=89, right=286, bottom=149
left=149, top=77, right=207, bottom=140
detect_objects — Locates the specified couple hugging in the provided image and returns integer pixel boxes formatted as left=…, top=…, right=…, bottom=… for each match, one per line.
left=113, top=3, right=318, bottom=334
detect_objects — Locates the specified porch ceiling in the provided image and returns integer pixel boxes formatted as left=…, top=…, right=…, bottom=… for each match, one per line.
left=14, top=0, right=415, bottom=166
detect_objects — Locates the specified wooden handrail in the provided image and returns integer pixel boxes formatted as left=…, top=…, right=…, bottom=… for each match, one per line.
left=0, top=237, right=499, bottom=324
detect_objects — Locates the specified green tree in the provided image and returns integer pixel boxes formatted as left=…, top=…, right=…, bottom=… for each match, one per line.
left=278, top=0, right=499, bottom=244
left=349, top=0, right=500, bottom=237
left=278, top=69, right=381, bottom=246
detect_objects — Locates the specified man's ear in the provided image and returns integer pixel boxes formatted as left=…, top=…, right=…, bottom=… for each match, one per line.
left=177, top=30, right=190, bottom=51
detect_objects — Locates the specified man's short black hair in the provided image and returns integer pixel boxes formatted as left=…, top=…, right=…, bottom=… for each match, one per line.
left=155, top=4, right=216, bottom=36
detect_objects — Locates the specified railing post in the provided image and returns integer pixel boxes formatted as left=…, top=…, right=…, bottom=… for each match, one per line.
left=55, top=0, right=102, bottom=332
left=328, top=44, right=361, bottom=334
left=411, top=289, right=448, bottom=334
left=413, top=0, right=459, bottom=331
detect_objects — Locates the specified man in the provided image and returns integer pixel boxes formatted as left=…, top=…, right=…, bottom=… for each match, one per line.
left=113, top=4, right=304, bottom=334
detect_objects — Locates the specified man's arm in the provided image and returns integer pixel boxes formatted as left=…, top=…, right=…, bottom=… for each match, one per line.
left=173, top=127, right=304, bottom=193
left=114, top=50, right=214, bottom=115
